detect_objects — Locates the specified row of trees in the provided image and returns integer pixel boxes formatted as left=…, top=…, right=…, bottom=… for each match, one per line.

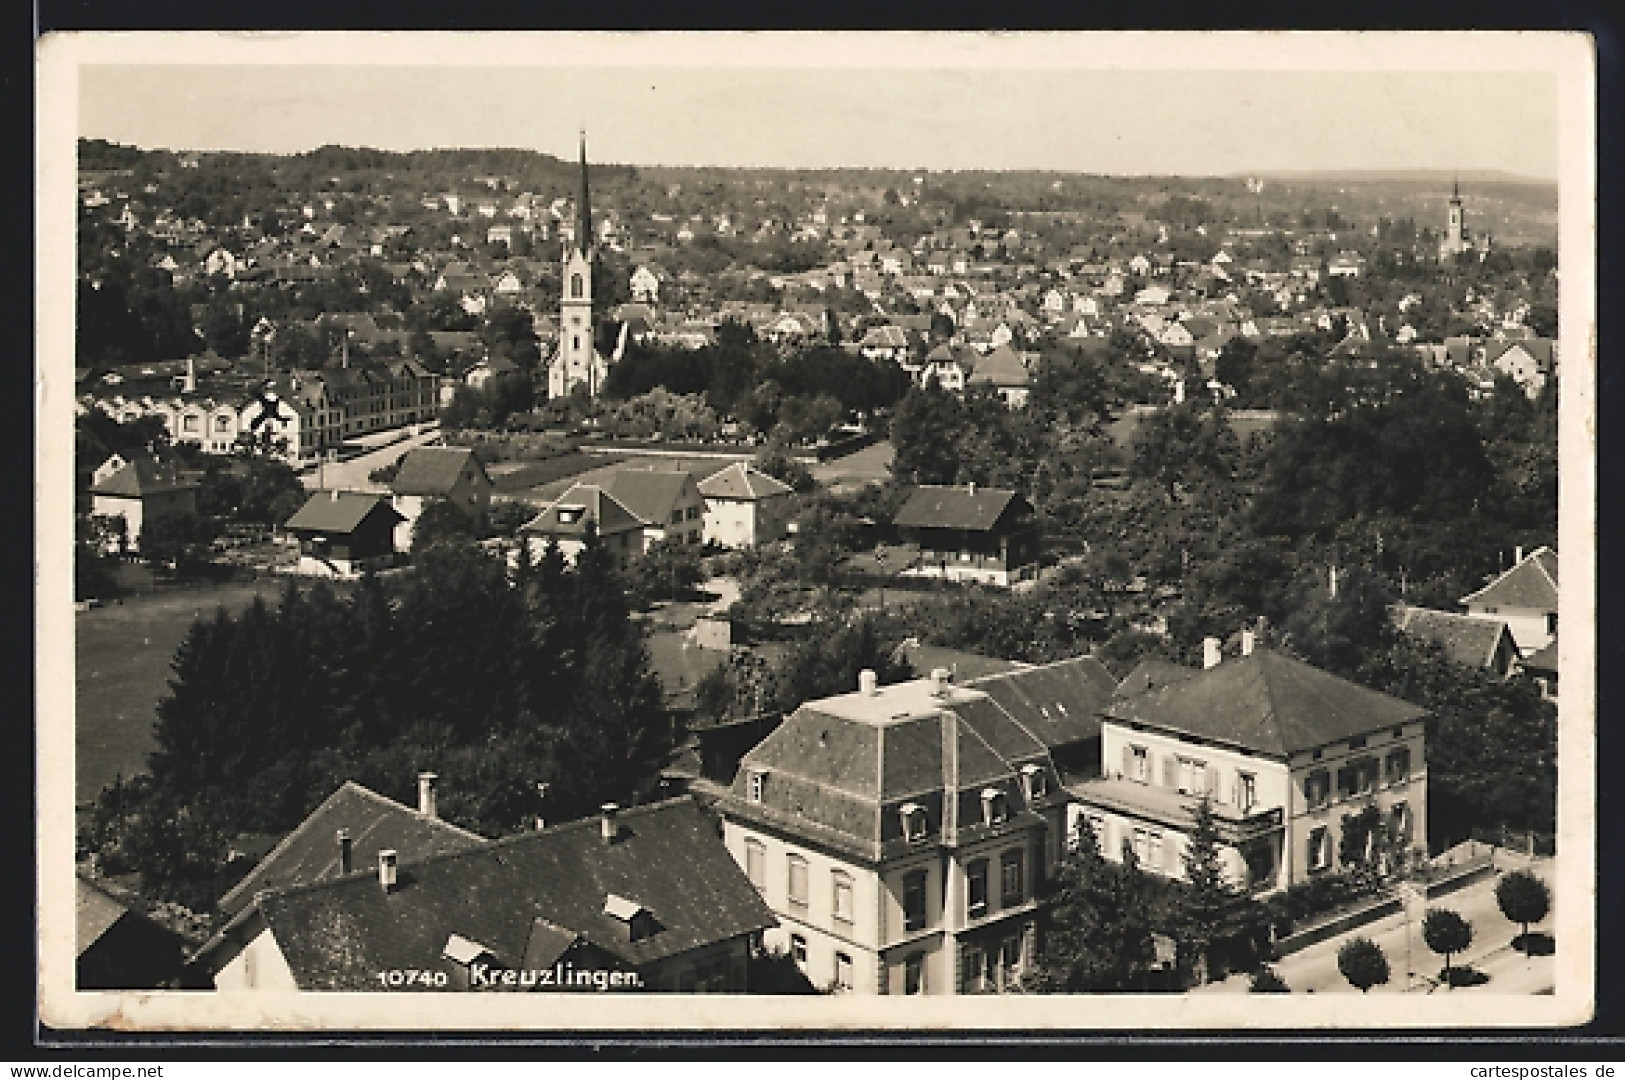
left=79, top=535, right=675, bottom=913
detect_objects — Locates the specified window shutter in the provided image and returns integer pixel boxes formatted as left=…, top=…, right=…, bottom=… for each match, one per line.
left=1122, top=744, right=1132, bottom=779
left=1162, top=754, right=1177, bottom=788
left=1163, top=836, right=1179, bottom=876
left=1229, top=773, right=1239, bottom=807
left=1206, top=765, right=1221, bottom=797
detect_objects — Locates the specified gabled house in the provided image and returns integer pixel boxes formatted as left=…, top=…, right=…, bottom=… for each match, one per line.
left=282, top=490, right=404, bottom=578
left=718, top=666, right=1070, bottom=994
left=389, top=446, right=494, bottom=550
left=89, top=454, right=200, bottom=554
left=1394, top=605, right=1522, bottom=679
left=893, top=485, right=1040, bottom=588
left=602, top=468, right=707, bottom=550
left=964, top=344, right=1030, bottom=408
left=77, top=876, right=190, bottom=990
left=1460, top=545, right=1558, bottom=657
left=518, top=482, right=645, bottom=569
left=697, top=462, right=796, bottom=549
left=1070, top=635, right=1428, bottom=894
left=199, top=796, right=775, bottom=993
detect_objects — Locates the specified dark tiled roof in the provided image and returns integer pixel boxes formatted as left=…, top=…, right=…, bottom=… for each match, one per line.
left=696, top=462, right=794, bottom=501
left=965, top=656, right=1117, bottom=751
left=1103, top=648, right=1428, bottom=759
left=1395, top=606, right=1516, bottom=670
left=603, top=468, right=697, bottom=526
left=1114, top=658, right=1199, bottom=699
left=90, top=455, right=199, bottom=498
left=967, top=345, right=1029, bottom=388
left=283, top=491, right=405, bottom=536
left=217, top=781, right=487, bottom=919
left=1524, top=638, right=1558, bottom=674
left=522, top=483, right=644, bottom=538
left=77, top=875, right=130, bottom=955
left=255, top=798, right=775, bottom=989
left=891, top=642, right=1029, bottom=683
left=391, top=447, right=489, bottom=497
left=1460, top=547, right=1559, bottom=611
left=893, top=485, right=1029, bottom=532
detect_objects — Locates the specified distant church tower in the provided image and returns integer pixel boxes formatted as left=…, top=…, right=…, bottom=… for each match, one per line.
left=1439, top=177, right=1469, bottom=260
left=548, top=133, right=610, bottom=399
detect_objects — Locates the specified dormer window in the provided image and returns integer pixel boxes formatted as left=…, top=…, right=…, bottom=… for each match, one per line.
left=981, top=788, right=1008, bottom=828
left=900, top=802, right=928, bottom=843
left=1020, top=763, right=1047, bottom=801
left=747, top=769, right=766, bottom=803
left=603, top=893, right=656, bottom=942
left=557, top=504, right=585, bottom=525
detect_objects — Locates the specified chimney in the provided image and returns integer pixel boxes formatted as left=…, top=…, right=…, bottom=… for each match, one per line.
left=858, top=668, right=879, bottom=695
left=1515, top=545, right=1524, bottom=564
left=337, top=829, right=353, bottom=875
left=184, top=355, right=196, bottom=394
left=600, top=802, right=620, bottom=844
left=331, top=488, right=341, bottom=502
left=1241, top=628, right=1256, bottom=657
left=1203, top=637, right=1222, bottom=670
left=1329, top=565, right=1339, bottom=599
left=378, top=849, right=398, bottom=892
left=931, top=666, right=952, bottom=697
left=417, top=771, right=438, bottom=818
left=1174, top=378, right=1187, bottom=405
left=967, top=482, right=977, bottom=496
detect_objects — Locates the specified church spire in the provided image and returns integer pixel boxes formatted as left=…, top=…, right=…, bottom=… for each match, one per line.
left=575, top=131, right=592, bottom=258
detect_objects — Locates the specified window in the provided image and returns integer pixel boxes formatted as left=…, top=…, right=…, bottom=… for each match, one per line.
left=981, top=788, right=1007, bottom=827
left=670, top=509, right=684, bottom=525
left=1385, top=747, right=1411, bottom=786
left=789, top=934, right=807, bottom=964
left=1000, top=849, right=1025, bottom=905
left=572, top=334, right=581, bottom=352
left=787, top=854, right=809, bottom=907
left=1308, top=827, right=1331, bottom=872
left=182, top=414, right=199, bottom=432
left=1355, top=757, right=1377, bottom=795
left=570, top=273, right=584, bottom=298
left=1546, top=612, right=1558, bottom=635
left=900, top=803, right=928, bottom=843
left=832, top=871, right=854, bottom=924
left=1020, top=763, right=1047, bottom=801
left=1177, top=757, right=1208, bottom=796
left=747, top=770, right=765, bottom=803
left=903, top=953, right=925, bottom=995
left=902, top=870, right=928, bottom=932
left=962, top=946, right=988, bottom=994
left=744, top=838, right=765, bottom=890
left=215, top=415, right=231, bottom=432
left=1390, top=802, right=1412, bottom=844
left=834, top=952, right=853, bottom=993
left=1305, top=769, right=1331, bottom=810
left=1236, top=771, right=1257, bottom=813
left=966, top=860, right=989, bottom=918
left=687, top=505, right=701, bottom=520
left=1348, top=735, right=1367, bottom=751
left=1126, top=744, right=1149, bottom=783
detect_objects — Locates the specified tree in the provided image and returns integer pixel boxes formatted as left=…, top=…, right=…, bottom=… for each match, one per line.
left=630, top=536, right=705, bottom=604
left=1178, top=796, right=1236, bottom=985
left=1024, top=828, right=1158, bottom=992
left=138, top=511, right=216, bottom=571
left=411, top=499, right=477, bottom=554
left=1494, top=869, right=1551, bottom=955
left=1336, top=936, right=1391, bottom=993
left=1422, top=907, right=1474, bottom=988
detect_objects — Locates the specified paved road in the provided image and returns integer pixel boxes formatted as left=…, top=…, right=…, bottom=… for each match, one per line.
left=1201, top=855, right=1556, bottom=995
left=299, top=424, right=444, bottom=493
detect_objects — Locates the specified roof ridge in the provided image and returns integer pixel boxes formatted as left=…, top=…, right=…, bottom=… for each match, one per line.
left=1250, top=651, right=1288, bottom=757
left=219, top=781, right=368, bottom=909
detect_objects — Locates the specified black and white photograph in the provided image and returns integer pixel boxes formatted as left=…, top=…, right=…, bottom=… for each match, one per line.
left=36, top=30, right=1595, bottom=1031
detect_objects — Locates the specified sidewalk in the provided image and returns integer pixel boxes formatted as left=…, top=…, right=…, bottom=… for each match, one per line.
left=1199, top=854, right=1555, bottom=994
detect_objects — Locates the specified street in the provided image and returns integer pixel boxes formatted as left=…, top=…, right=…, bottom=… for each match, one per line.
left=298, top=423, right=444, bottom=493
left=1199, top=855, right=1556, bottom=994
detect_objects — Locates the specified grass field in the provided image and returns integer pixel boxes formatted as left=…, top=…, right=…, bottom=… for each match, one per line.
left=74, top=580, right=289, bottom=808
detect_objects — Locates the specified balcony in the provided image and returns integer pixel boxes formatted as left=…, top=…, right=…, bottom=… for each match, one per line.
left=1068, top=777, right=1284, bottom=844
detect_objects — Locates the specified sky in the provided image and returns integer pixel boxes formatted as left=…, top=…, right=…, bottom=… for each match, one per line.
left=68, top=34, right=1564, bottom=179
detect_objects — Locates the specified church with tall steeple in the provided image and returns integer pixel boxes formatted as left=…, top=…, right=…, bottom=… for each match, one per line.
left=546, top=133, right=613, bottom=400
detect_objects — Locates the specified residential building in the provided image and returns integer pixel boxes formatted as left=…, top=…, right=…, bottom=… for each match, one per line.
left=1070, top=635, right=1429, bottom=894
left=1394, top=605, right=1522, bottom=679
left=518, top=482, right=645, bottom=569
left=718, top=666, right=1069, bottom=994
left=602, top=468, right=708, bottom=551
left=893, top=485, right=1040, bottom=587
left=965, top=345, right=1030, bottom=408
left=1460, top=545, right=1559, bottom=657
left=200, top=794, right=775, bottom=992
left=282, top=490, right=405, bottom=578
left=89, top=454, right=200, bottom=553
left=697, top=462, right=796, bottom=549
left=389, top=446, right=494, bottom=551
